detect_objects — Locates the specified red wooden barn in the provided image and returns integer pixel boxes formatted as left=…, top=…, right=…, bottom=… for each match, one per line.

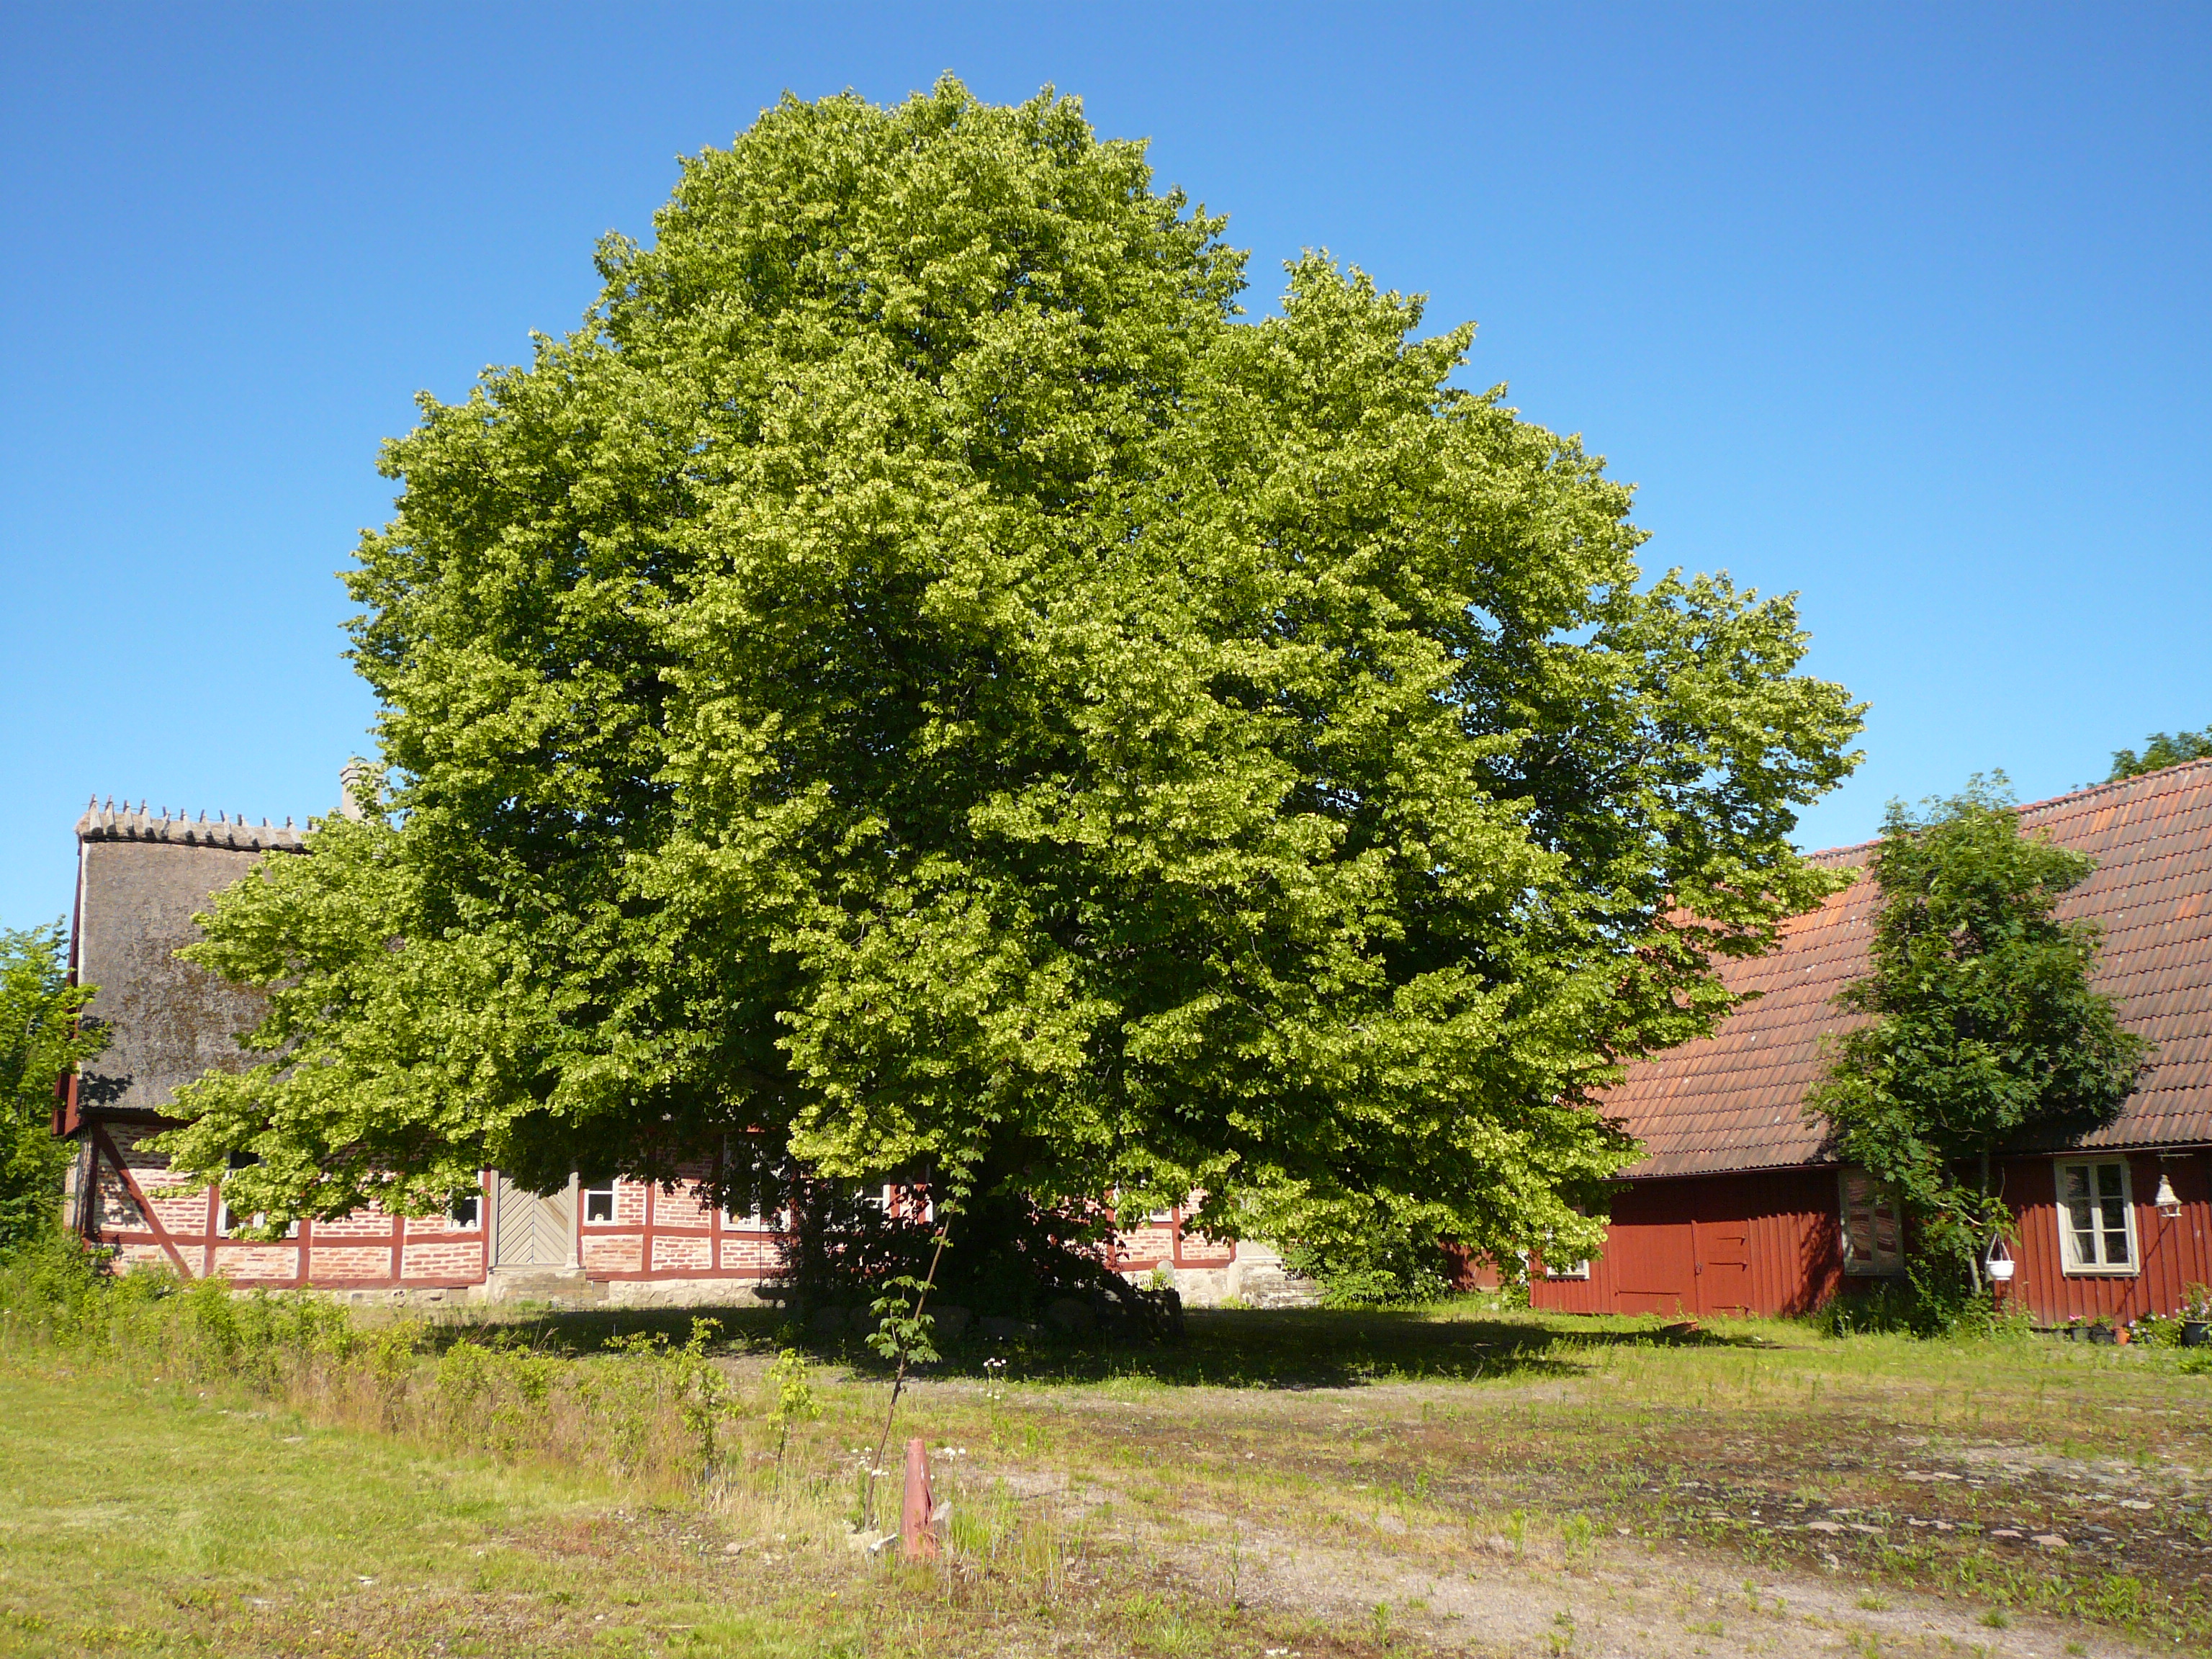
left=1533, top=760, right=2212, bottom=1323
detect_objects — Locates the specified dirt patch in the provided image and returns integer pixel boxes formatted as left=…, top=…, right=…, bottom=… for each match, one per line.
left=1235, top=1525, right=2158, bottom=1658
left=900, top=1357, right=2212, bottom=1651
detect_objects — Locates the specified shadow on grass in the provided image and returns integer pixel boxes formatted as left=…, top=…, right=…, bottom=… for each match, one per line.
left=446, top=1302, right=1779, bottom=1390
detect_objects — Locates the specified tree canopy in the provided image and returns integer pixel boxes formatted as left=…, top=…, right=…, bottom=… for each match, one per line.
left=1, top=923, right=104, bottom=1249
left=1808, top=778, right=2147, bottom=1290
left=2109, top=726, right=2212, bottom=781
left=163, top=80, right=1862, bottom=1267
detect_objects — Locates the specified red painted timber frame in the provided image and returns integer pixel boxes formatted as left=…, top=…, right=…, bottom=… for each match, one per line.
left=82, top=1124, right=486, bottom=1290
left=580, top=1175, right=783, bottom=1282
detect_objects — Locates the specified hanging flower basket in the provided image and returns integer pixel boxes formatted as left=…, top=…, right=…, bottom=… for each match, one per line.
left=1985, top=1237, right=2015, bottom=1284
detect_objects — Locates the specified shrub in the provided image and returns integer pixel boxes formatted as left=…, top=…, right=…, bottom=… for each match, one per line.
left=1818, top=1277, right=2031, bottom=1341
left=772, top=1180, right=1180, bottom=1340
left=1281, top=1223, right=1453, bottom=1309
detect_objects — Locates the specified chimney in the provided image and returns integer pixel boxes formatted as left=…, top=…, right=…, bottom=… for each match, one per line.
left=338, top=759, right=372, bottom=822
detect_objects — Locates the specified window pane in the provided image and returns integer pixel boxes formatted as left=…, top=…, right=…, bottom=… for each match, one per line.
left=584, top=1187, right=615, bottom=1223
left=2096, top=1164, right=2126, bottom=1200
left=2063, top=1166, right=2092, bottom=1202
left=2104, top=1226, right=2131, bottom=1264
left=2072, top=1226, right=2098, bottom=1264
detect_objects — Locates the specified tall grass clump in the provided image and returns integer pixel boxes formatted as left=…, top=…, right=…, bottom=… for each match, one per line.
left=0, top=1231, right=1123, bottom=1624
left=0, top=1231, right=781, bottom=1500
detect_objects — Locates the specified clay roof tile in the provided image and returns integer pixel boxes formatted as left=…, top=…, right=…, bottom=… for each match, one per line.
left=1611, top=759, right=2212, bottom=1179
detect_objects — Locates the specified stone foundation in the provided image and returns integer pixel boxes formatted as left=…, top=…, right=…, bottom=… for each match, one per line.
left=1128, top=1240, right=1319, bottom=1308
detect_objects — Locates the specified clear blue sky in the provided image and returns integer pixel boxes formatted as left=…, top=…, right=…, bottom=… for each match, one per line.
left=4, top=3, right=2206, bottom=930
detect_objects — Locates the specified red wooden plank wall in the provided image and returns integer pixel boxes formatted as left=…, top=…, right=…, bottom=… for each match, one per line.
left=1532, top=1153, right=2212, bottom=1323
left=1532, top=1167, right=1845, bottom=1318
left=2002, top=1150, right=2212, bottom=1323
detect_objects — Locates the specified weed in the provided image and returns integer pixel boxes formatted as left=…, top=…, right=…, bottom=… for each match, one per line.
left=1560, top=1511, right=1596, bottom=1560
left=767, top=1347, right=820, bottom=1469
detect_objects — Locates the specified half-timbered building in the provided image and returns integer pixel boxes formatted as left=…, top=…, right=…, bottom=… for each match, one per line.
left=55, top=796, right=1300, bottom=1306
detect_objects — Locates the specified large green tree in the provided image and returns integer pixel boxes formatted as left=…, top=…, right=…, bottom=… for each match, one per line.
left=1809, top=778, right=2148, bottom=1293
left=163, top=81, right=1861, bottom=1268
left=1, top=923, right=104, bottom=1249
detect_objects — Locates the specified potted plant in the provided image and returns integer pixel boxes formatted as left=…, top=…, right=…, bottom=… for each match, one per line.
left=2087, top=1319, right=2118, bottom=1345
left=2183, top=1286, right=2212, bottom=1348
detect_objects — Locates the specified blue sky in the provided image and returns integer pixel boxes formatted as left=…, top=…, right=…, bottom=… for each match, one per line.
left=4, top=3, right=2206, bottom=930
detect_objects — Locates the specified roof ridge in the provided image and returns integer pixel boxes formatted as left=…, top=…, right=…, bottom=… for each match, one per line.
left=1799, top=757, right=2212, bottom=863
left=2017, top=755, right=2212, bottom=822
left=76, top=797, right=307, bottom=854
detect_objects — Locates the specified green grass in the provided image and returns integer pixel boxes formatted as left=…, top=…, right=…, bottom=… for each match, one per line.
left=5, top=1256, right=2209, bottom=1655
left=0, top=1357, right=888, bottom=1658
left=0, top=1328, right=1385, bottom=1656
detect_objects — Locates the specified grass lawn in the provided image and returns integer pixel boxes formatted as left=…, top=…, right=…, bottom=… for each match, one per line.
left=2, top=1299, right=2207, bottom=1657
left=0, top=1356, right=886, bottom=1658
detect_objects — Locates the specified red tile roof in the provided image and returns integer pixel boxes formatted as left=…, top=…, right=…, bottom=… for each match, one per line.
left=1611, top=759, right=2212, bottom=1179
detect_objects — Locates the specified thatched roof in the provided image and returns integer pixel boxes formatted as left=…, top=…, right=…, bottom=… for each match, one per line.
left=72, top=801, right=302, bottom=1122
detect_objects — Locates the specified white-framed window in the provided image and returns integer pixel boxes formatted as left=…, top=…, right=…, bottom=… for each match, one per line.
left=719, top=1136, right=777, bottom=1229
left=215, top=1204, right=297, bottom=1239
left=583, top=1183, right=618, bottom=1225
left=1840, top=1168, right=1905, bottom=1277
left=449, top=1191, right=481, bottom=1229
left=2056, top=1158, right=2138, bottom=1274
left=1540, top=1209, right=1592, bottom=1279
left=216, top=1153, right=296, bottom=1238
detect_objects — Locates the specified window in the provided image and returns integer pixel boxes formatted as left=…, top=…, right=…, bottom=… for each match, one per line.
left=216, top=1151, right=296, bottom=1238
left=583, top=1184, right=617, bottom=1225
left=2056, top=1159, right=2137, bottom=1274
left=1840, top=1169, right=1905, bottom=1277
left=449, top=1191, right=481, bottom=1229
left=1542, top=1209, right=1592, bottom=1279
left=721, top=1137, right=781, bottom=1230
left=215, top=1205, right=297, bottom=1238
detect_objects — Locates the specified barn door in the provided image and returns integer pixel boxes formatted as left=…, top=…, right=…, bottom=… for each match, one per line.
left=490, top=1174, right=577, bottom=1269
left=1693, top=1218, right=1752, bottom=1316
